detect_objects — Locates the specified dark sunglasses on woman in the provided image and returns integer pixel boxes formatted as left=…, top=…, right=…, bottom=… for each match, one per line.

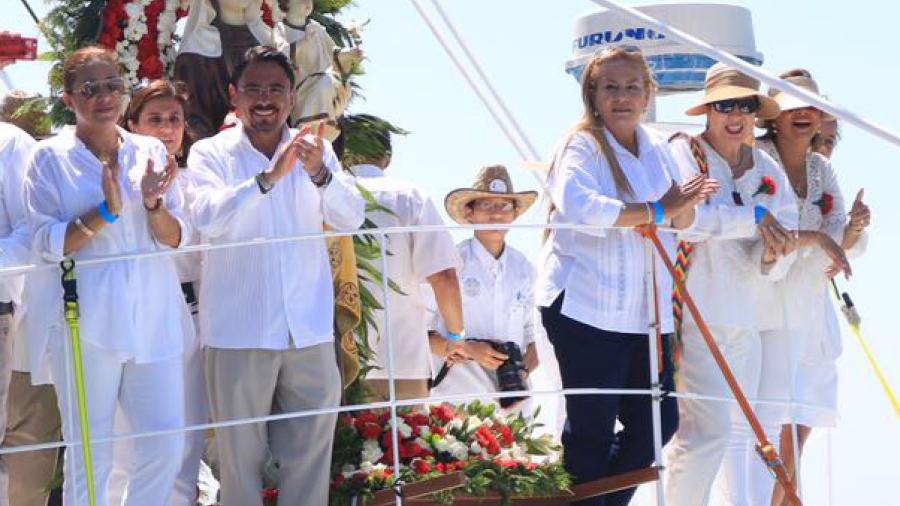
left=710, top=97, right=760, bottom=115
left=76, top=77, right=126, bottom=100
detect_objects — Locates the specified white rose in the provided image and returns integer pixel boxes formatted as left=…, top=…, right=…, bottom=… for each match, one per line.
left=448, top=419, right=463, bottom=431
left=450, top=442, right=469, bottom=461
left=361, top=439, right=383, bottom=465
left=125, top=2, right=144, bottom=19
left=397, top=420, right=413, bottom=439
left=418, top=426, right=430, bottom=438
left=470, top=441, right=482, bottom=454
left=466, top=416, right=484, bottom=428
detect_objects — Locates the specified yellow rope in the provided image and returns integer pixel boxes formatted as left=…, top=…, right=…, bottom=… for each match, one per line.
left=831, top=281, right=900, bottom=421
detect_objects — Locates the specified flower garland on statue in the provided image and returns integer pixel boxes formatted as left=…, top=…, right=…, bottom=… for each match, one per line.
left=95, top=0, right=198, bottom=86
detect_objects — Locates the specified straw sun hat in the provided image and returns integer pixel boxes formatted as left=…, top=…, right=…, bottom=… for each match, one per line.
left=765, top=70, right=835, bottom=120
left=444, top=165, right=538, bottom=225
left=685, top=63, right=780, bottom=120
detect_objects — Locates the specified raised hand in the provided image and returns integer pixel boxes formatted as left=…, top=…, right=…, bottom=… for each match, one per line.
left=264, top=121, right=327, bottom=184
left=847, top=188, right=871, bottom=232
left=140, top=156, right=177, bottom=209
left=660, top=175, right=720, bottom=219
left=296, top=121, right=326, bottom=177
left=100, top=154, right=123, bottom=215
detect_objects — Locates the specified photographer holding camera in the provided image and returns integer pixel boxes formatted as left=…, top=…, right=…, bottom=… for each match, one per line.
left=427, top=166, right=540, bottom=410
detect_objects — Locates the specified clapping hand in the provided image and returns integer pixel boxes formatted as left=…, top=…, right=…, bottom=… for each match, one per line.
left=140, top=156, right=177, bottom=209
left=100, top=154, right=123, bottom=215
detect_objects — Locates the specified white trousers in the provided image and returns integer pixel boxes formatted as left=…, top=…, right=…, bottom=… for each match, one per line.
left=50, top=337, right=184, bottom=506
left=109, top=314, right=207, bottom=506
left=714, top=328, right=796, bottom=506
left=664, top=324, right=759, bottom=506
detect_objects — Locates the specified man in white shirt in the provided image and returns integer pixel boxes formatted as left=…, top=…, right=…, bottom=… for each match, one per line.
left=0, top=122, right=57, bottom=506
left=348, top=115, right=465, bottom=401
left=429, top=165, right=540, bottom=410
left=188, top=46, right=364, bottom=506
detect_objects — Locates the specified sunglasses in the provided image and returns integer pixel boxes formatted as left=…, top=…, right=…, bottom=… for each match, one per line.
left=710, top=97, right=760, bottom=115
left=76, top=77, right=126, bottom=100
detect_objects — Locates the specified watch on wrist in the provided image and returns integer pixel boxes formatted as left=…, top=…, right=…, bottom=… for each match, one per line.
left=256, top=173, right=275, bottom=194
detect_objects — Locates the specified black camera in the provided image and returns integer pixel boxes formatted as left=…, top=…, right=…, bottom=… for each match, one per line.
left=472, top=339, right=529, bottom=408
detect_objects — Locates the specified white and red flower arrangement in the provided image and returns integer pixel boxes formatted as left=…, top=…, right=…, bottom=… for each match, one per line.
left=97, top=0, right=190, bottom=87
left=327, top=401, right=569, bottom=505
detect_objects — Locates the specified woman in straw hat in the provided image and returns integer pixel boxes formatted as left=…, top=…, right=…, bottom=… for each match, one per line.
left=752, top=69, right=870, bottom=506
left=536, top=46, right=718, bottom=506
left=660, top=63, right=800, bottom=506
left=427, top=165, right=540, bottom=410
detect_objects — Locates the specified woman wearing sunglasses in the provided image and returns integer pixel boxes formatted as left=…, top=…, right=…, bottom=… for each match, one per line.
left=661, top=63, right=800, bottom=506
left=538, top=46, right=718, bottom=506
left=24, top=46, right=190, bottom=505
left=751, top=69, right=869, bottom=506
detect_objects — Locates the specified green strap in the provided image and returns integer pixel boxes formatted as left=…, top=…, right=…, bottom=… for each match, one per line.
left=60, top=259, right=96, bottom=506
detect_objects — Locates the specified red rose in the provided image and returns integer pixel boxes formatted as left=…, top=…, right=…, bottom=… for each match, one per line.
left=412, top=458, right=431, bottom=474
left=499, top=425, right=514, bottom=446
left=332, top=474, right=345, bottom=489
left=474, top=426, right=501, bottom=455
left=137, top=37, right=157, bottom=59
left=435, top=462, right=446, bottom=472
left=752, top=176, right=777, bottom=197
left=145, top=0, right=165, bottom=17
left=339, top=414, right=354, bottom=428
left=261, top=488, right=279, bottom=499
left=360, top=422, right=382, bottom=440
left=430, top=425, right=446, bottom=437
left=354, top=411, right=379, bottom=432
left=138, top=56, right=164, bottom=79
left=813, top=193, right=834, bottom=215
left=430, top=404, right=455, bottom=424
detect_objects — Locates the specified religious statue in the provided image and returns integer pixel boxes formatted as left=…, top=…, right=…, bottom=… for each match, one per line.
left=174, top=0, right=288, bottom=140
left=278, top=0, right=363, bottom=140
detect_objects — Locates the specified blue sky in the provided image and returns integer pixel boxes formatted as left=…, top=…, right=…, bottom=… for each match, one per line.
left=4, top=1, right=899, bottom=504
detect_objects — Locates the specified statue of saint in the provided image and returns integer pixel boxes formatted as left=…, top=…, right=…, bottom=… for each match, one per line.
left=175, top=0, right=287, bottom=140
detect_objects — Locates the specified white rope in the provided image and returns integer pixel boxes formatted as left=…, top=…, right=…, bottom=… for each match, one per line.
left=406, top=0, right=533, bottom=163
left=427, top=0, right=542, bottom=161
left=0, top=221, right=689, bottom=277
left=0, top=384, right=824, bottom=457
left=588, top=0, right=900, bottom=149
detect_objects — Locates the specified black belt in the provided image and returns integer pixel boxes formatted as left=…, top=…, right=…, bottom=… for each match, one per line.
left=0, top=301, right=14, bottom=316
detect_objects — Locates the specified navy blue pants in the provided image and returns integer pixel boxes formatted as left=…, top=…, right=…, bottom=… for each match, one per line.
left=540, top=294, right=678, bottom=506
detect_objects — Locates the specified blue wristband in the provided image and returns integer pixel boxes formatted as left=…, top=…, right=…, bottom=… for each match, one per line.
left=754, top=204, right=767, bottom=225
left=98, top=200, right=118, bottom=224
left=651, top=201, right=665, bottom=225
left=446, top=330, right=465, bottom=341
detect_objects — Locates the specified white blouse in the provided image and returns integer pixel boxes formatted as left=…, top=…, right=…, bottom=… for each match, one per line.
left=536, top=126, right=680, bottom=335
left=24, top=127, right=192, bottom=373
left=758, top=139, right=867, bottom=361
left=429, top=239, right=537, bottom=400
left=188, top=123, right=364, bottom=351
left=670, top=137, right=798, bottom=331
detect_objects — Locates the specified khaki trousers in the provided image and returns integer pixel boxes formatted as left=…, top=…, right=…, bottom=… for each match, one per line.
left=0, top=313, right=16, bottom=506
left=3, top=372, right=60, bottom=506
left=366, top=379, right=429, bottom=403
left=205, top=343, right=341, bottom=506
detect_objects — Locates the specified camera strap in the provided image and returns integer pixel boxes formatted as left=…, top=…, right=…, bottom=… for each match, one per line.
left=428, top=362, right=453, bottom=390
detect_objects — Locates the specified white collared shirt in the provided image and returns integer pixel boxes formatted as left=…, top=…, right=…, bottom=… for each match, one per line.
left=428, top=239, right=536, bottom=399
left=0, top=123, right=37, bottom=373
left=188, top=123, right=364, bottom=350
left=352, top=164, right=459, bottom=380
left=536, top=126, right=680, bottom=335
left=670, top=137, right=799, bottom=331
left=0, top=123, right=34, bottom=303
left=24, top=127, right=192, bottom=372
